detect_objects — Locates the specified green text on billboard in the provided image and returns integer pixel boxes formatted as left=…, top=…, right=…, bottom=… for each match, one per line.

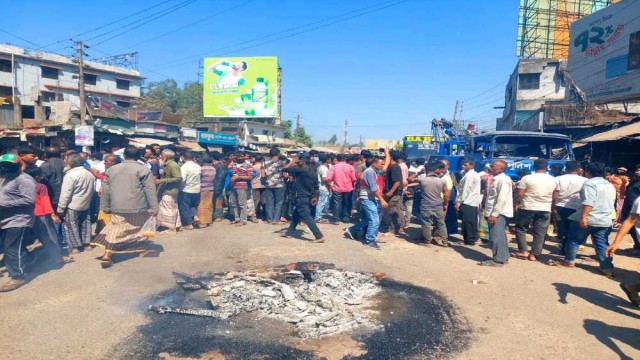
left=203, top=57, right=278, bottom=118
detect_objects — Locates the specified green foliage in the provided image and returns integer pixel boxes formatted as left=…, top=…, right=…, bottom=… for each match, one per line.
left=135, top=80, right=203, bottom=125
left=281, top=118, right=312, bottom=147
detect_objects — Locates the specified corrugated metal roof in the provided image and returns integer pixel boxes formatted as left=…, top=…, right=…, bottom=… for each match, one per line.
left=577, top=122, right=640, bottom=143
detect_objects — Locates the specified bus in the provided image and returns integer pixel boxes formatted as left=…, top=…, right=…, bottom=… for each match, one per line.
left=402, top=135, right=439, bottom=160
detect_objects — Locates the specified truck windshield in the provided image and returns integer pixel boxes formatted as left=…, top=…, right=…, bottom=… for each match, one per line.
left=473, top=136, right=573, bottom=160
left=403, top=139, right=437, bottom=160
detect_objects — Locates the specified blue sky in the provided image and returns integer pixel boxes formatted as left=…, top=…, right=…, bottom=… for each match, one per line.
left=1, top=0, right=518, bottom=142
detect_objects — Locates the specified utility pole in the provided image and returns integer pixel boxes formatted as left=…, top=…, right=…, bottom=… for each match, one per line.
left=343, top=119, right=348, bottom=149
left=295, top=113, right=301, bottom=147
left=359, top=135, right=363, bottom=147
left=459, top=101, right=464, bottom=130
left=452, top=100, right=459, bottom=132
left=77, top=40, right=87, bottom=125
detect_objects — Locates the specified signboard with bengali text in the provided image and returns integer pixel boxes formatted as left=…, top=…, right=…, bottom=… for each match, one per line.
left=568, top=1, right=640, bottom=102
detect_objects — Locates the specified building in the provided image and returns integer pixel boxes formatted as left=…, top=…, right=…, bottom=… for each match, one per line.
left=497, top=59, right=566, bottom=131
left=0, top=44, right=142, bottom=128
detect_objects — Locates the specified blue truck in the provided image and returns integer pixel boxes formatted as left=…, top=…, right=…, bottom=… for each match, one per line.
left=431, top=131, right=575, bottom=180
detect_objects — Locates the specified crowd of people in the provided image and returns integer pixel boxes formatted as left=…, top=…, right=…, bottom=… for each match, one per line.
left=0, top=144, right=638, bottom=307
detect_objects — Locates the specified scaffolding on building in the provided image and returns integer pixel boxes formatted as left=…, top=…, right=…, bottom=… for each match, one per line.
left=516, top=0, right=620, bottom=60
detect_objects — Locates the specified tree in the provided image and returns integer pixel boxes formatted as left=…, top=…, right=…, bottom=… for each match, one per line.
left=327, top=134, right=338, bottom=145
left=281, top=118, right=313, bottom=147
left=281, top=119, right=294, bottom=139
left=135, top=79, right=203, bottom=126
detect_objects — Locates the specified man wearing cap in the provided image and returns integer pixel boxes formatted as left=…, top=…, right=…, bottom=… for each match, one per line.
left=0, top=153, right=37, bottom=292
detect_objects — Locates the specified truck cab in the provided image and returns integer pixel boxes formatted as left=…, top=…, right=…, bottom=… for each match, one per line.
left=468, top=131, right=574, bottom=180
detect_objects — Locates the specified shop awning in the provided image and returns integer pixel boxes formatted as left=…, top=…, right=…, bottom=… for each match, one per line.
left=127, top=137, right=173, bottom=148
left=177, top=141, right=205, bottom=151
left=576, top=122, right=640, bottom=143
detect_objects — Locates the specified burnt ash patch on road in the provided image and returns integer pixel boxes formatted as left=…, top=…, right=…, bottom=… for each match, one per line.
left=111, top=270, right=472, bottom=360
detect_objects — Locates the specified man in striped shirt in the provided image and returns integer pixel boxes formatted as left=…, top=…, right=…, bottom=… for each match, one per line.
left=229, top=152, right=256, bottom=226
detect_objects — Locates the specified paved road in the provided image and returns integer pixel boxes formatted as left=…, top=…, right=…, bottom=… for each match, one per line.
left=1, top=221, right=639, bottom=359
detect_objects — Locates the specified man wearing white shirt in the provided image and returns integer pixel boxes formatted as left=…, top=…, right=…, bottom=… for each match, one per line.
left=178, top=151, right=201, bottom=230
left=480, top=160, right=513, bottom=266
left=455, top=159, right=482, bottom=245
left=514, top=159, right=557, bottom=261
left=552, top=161, right=587, bottom=254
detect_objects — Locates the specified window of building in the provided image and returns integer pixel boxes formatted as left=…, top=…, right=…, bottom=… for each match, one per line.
left=84, top=73, right=97, bottom=85
left=518, top=73, right=540, bottom=90
left=262, top=130, right=269, bottom=135
left=248, top=128, right=255, bottom=134
left=0, top=86, right=12, bottom=97
left=40, top=91, right=62, bottom=102
left=0, top=59, right=11, bottom=73
left=116, top=79, right=130, bottom=90
left=41, top=66, right=59, bottom=79
left=116, top=100, right=130, bottom=108
left=22, top=105, right=35, bottom=119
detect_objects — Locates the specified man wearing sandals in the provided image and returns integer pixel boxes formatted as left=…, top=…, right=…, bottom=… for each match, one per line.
left=606, top=196, right=640, bottom=307
left=560, top=162, right=616, bottom=275
left=0, top=153, right=37, bottom=292
left=513, top=159, right=557, bottom=262
left=91, top=147, right=159, bottom=268
left=480, top=160, right=513, bottom=267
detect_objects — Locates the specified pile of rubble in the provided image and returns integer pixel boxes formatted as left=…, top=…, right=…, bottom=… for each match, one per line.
left=151, top=264, right=385, bottom=338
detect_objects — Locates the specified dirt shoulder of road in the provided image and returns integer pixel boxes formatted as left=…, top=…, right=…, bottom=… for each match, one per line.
left=0, top=221, right=638, bottom=359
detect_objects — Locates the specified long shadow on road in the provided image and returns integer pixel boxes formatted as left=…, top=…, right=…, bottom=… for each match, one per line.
left=584, top=319, right=640, bottom=360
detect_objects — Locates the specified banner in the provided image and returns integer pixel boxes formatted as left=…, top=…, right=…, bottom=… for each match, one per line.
left=74, top=125, right=94, bottom=146
left=568, top=1, right=640, bottom=102
left=203, top=57, right=278, bottom=117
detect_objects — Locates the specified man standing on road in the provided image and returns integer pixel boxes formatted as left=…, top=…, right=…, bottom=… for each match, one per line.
left=262, top=147, right=287, bottom=225
left=57, top=154, right=95, bottom=254
left=326, top=154, right=357, bottom=224
left=410, top=161, right=449, bottom=247
left=620, top=164, right=640, bottom=253
left=40, top=147, right=66, bottom=246
left=559, top=162, right=616, bottom=276
left=480, top=160, right=513, bottom=267
left=0, top=154, right=36, bottom=292
left=228, top=152, right=255, bottom=226
left=178, top=151, right=201, bottom=230
left=456, top=159, right=482, bottom=245
left=606, top=196, right=640, bottom=307
left=212, top=152, right=227, bottom=222
left=155, top=149, right=182, bottom=234
left=92, top=147, right=159, bottom=268
left=513, top=159, right=557, bottom=262
left=315, top=154, right=332, bottom=223
left=381, top=151, right=404, bottom=234
left=553, top=161, right=587, bottom=254
left=345, top=157, right=388, bottom=249
left=281, top=155, right=325, bottom=242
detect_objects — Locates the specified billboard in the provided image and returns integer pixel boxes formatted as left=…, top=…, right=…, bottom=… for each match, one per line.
left=568, top=0, right=640, bottom=102
left=203, top=57, right=278, bottom=118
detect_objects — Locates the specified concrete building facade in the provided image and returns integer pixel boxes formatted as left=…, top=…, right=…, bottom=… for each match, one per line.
left=0, top=44, right=142, bottom=126
left=497, top=59, right=566, bottom=131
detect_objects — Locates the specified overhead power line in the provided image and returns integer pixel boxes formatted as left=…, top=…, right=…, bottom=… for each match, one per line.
left=119, top=0, right=258, bottom=52
left=39, top=0, right=176, bottom=50
left=0, top=29, right=44, bottom=48
left=89, top=0, right=199, bottom=47
left=150, top=0, right=411, bottom=72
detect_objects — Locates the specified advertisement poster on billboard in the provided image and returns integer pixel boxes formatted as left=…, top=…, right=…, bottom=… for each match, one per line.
left=74, top=125, right=94, bottom=146
left=202, top=57, right=278, bottom=118
left=568, top=1, right=640, bottom=103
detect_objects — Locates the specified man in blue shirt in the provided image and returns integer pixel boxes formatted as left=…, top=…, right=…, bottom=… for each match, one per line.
left=345, top=158, right=388, bottom=249
left=561, top=162, right=616, bottom=275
